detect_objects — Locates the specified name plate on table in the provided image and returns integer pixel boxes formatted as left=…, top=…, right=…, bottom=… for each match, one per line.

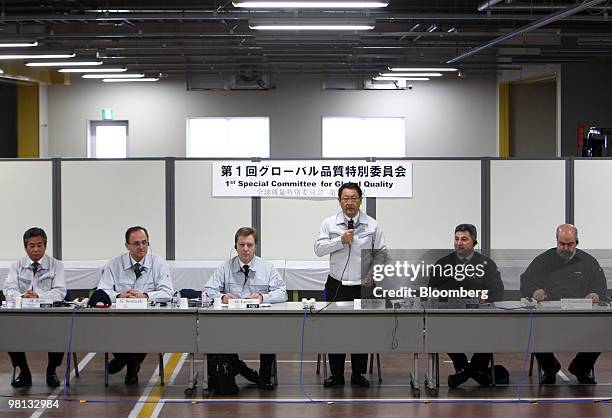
left=354, top=299, right=386, bottom=310
left=21, top=298, right=53, bottom=308
left=116, top=298, right=148, bottom=309
left=561, top=298, right=593, bottom=310
left=228, top=298, right=260, bottom=309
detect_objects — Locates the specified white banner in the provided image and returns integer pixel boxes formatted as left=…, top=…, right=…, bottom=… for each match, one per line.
left=212, top=160, right=412, bottom=198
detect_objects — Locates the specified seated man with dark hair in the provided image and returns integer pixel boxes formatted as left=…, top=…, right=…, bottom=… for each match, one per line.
left=521, top=223, right=607, bottom=385
left=429, top=224, right=505, bottom=388
left=96, top=226, right=174, bottom=385
left=3, top=227, right=66, bottom=387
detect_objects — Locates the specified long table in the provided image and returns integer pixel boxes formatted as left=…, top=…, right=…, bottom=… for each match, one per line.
left=2, top=303, right=612, bottom=397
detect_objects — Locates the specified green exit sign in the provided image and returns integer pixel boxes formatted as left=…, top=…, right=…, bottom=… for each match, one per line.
left=102, top=108, right=114, bottom=120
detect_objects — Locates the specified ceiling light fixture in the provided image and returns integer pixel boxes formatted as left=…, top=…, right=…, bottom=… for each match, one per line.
left=250, top=24, right=374, bottom=30
left=389, top=67, right=458, bottom=72
left=0, top=42, right=38, bottom=48
left=59, top=67, right=127, bottom=73
left=234, top=1, right=388, bottom=7
left=102, top=78, right=159, bottom=82
left=82, top=73, right=144, bottom=79
left=379, top=72, right=443, bottom=77
left=26, top=61, right=103, bottom=67
left=0, top=53, right=75, bottom=60
left=374, top=76, right=429, bottom=81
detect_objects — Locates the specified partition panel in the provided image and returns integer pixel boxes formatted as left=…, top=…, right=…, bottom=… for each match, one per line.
left=490, top=160, right=565, bottom=249
left=175, top=160, right=251, bottom=259
left=61, top=160, right=166, bottom=260
left=574, top=159, right=612, bottom=249
left=0, top=161, right=53, bottom=260
left=261, top=198, right=340, bottom=260
left=377, top=160, right=481, bottom=249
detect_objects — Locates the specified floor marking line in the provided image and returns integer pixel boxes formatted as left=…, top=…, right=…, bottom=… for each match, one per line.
left=30, top=352, right=96, bottom=418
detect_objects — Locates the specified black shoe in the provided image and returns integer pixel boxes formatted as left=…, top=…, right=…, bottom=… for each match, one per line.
left=11, top=372, right=32, bottom=388
left=124, top=364, right=140, bottom=385
left=569, top=361, right=597, bottom=384
left=472, top=370, right=492, bottom=387
left=323, top=376, right=345, bottom=387
left=540, top=360, right=560, bottom=385
left=46, top=372, right=60, bottom=387
left=448, top=368, right=470, bottom=388
left=107, top=358, right=127, bottom=375
left=257, top=379, right=275, bottom=390
left=240, top=367, right=260, bottom=384
left=540, top=372, right=557, bottom=385
left=350, top=374, right=370, bottom=388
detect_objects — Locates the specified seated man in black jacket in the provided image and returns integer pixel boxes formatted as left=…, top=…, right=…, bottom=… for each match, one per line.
left=429, top=224, right=505, bottom=388
left=520, top=223, right=607, bottom=385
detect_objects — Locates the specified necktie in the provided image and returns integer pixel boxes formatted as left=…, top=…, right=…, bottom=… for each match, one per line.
left=461, top=258, right=468, bottom=264
left=347, top=219, right=355, bottom=230
left=133, top=263, right=143, bottom=279
left=243, top=264, right=250, bottom=283
left=31, top=261, right=40, bottom=277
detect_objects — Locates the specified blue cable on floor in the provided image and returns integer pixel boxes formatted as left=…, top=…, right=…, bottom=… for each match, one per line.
left=63, top=306, right=77, bottom=399
left=299, top=308, right=321, bottom=403
left=515, top=306, right=534, bottom=400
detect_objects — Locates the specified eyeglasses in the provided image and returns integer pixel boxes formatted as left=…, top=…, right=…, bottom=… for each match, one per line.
left=128, top=240, right=148, bottom=247
left=340, top=197, right=360, bottom=203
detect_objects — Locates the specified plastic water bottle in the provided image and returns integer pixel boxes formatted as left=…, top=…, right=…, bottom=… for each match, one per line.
left=201, top=292, right=210, bottom=308
left=172, top=291, right=181, bottom=308
left=4, top=290, right=16, bottom=309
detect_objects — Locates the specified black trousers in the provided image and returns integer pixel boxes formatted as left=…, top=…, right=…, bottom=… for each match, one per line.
left=233, top=354, right=275, bottom=381
left=535, top=352, right=600, bottom=374
left=448, top=353, right=492, bottom=373
left=8, top=352, right=64, bottom=372
left=209, top=354, right=275, bottom=382
left=112, top=353, right=147, bottom=370
left=325, top=276, right=368, bottom=377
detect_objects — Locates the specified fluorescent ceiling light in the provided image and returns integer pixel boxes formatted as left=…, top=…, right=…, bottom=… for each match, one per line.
left=379, top=72, right=442, bottom=77
left=59, top=67, right=126, bottom=73
left=83, top=73, right=144, bottom=79
left=26, top=61, right=103, bottom=67
left=234, top=1, right=388, bottom=7
left=374, top=76, right=429, bottom=81
left=91, top=9, right=131, bottom=12
left=0, top=42, right=38, bottom=48
left=250, top=24, right=373, bottom=30
left=102, top=78, right=159, bottom=82
left=0, top=53, right=75, bottom=60
left=389, top=67, right=458, bottom=72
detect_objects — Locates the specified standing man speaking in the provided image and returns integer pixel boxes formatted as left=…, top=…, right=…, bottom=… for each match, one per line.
left=314, top=182, right=386, bottom=388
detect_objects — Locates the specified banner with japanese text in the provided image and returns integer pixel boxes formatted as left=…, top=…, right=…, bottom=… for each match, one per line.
left=212, top=161, right=412, bottom=198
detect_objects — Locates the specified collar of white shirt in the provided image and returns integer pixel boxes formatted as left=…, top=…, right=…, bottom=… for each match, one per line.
left=21, top=254, right=49, bottom=270
left=123, top=252, right=152, bottom=271
left=335, top=210, right=368, bottom=227
left=236, top=256, right=258, bottom=273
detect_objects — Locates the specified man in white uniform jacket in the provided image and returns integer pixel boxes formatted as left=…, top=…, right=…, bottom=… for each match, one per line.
left=96, top=226, right=174, bottom=385
left=3, top=227, right=66, bottom=388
